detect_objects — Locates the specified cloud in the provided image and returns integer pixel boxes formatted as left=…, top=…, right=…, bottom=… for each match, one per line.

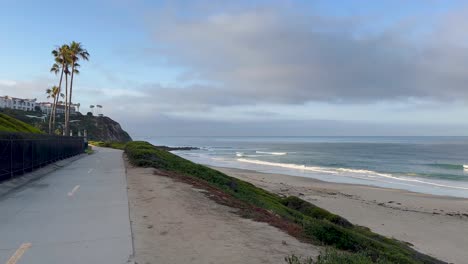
left=99, top=88, right=146, bottom=97
left=0, top=80, right=17, bottom=87
left=0, top=78, right=53, bottom=100
left=143, top=2, right=468, bottom=107
left=127, top=115, right=468, bottom=137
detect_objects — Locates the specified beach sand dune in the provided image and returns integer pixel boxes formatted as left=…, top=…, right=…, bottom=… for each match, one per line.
left=214, top=166, right=468, bottom=264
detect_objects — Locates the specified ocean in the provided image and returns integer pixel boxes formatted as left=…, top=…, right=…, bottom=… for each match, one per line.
left=141, top=136, right=468, bottom=198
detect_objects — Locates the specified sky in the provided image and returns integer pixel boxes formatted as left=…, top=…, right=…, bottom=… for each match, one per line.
left=1, top=0, right=468, bottom=136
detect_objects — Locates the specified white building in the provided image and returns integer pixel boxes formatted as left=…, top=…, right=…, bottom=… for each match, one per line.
left=37, top=102, right=78, bottom=116
left=0, top=96, right=37, bottom=111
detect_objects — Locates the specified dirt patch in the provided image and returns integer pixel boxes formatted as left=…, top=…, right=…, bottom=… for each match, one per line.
left=125, top=164, right=319, bottom=264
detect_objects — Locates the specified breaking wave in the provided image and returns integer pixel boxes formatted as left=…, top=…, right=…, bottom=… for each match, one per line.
left=255, top=151, right=287, bottom=156
left=237, top=158, right=468, bottom=190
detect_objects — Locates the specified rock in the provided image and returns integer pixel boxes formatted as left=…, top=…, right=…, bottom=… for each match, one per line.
left=156, top=146, right=200, bottom=151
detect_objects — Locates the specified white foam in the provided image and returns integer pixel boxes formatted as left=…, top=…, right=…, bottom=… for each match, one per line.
left=256, top=151, right=287, bottom=156
left=237, top=158, right=468, bottom=191
left=237, top=158, right=338, bottom=174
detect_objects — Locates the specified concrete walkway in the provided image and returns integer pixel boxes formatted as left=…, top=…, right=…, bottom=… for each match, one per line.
left=0, top=147, right=133, bottom=264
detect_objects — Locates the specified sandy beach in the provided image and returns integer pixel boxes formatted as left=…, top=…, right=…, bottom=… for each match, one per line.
left=214, top=166, right=468, bottom=264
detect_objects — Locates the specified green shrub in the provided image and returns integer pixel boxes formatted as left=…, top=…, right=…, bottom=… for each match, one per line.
left=315, top=249, right=392, bottom=264
left=285, top=254, right=314, bottom=264
left=281, top=196, right=352, bottom=228
left=284, top=249, right=389, bottom=264
left=89, top=141, right=127, bottom=150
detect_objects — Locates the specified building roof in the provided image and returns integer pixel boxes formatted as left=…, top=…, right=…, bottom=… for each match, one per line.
left=0, top=95, right=37, bottom=101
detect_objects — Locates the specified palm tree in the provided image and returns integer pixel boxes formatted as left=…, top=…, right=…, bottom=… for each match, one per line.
left=45, top=86, right=63, bottom=134
left=63, top=63, right=70, bottom=135
left=67, top=41, right=89, bottom=135
left=51, top=44, right=71, bottom=135
left=46, top=87, right=56, bottom=134
left=50, top=63, right=62, bottom=131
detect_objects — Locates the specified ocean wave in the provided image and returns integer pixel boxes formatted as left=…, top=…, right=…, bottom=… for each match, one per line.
left=255, top=151, right=287, bottom=156
left=237, top=158, right=468, bottom=190
left=237, top=158, right=339, bottom=174
left=236, top=152, right=270, bottom=158
left=427, top=163, right=465, bottom=170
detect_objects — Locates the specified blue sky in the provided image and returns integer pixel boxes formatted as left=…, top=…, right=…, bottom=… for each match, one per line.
left=2, top=0, right=468, bottom=136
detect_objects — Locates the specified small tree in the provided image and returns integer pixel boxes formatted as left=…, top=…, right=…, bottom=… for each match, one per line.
left=46, top=86, right=62, bottom=134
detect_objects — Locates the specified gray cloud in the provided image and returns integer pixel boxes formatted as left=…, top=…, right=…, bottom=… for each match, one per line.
left=128, top=115, right=468, bottom=137
left=0, top=77, right=54, bottom=101
left=143, top=3, right=468, bottom=107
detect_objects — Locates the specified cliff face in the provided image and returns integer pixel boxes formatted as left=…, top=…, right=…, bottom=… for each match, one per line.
left=69, top=115, right=132, bottom=142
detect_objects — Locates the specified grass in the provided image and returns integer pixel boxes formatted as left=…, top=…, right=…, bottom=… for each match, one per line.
left=88, top=141, right=126, bottom=150
left=285, top=249, right=393, bottom=264
left=0, top=113, right=43, bottom=133
left=85, top=146, right=94, bottom=155
left=124, top=141, right=443, bottom=264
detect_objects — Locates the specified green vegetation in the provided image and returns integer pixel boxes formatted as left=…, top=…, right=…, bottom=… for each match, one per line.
left=285, top=254, right=314, bottom=264
left=124, top=141, right=442, bottom=264
left=85, top=146, right=94, bottom=155
left=0, top=113, right=43, bottom=133
left=89, top=141, right=127, bottom=150
left=45, top=85, right=64, bottom=134
left=286, top=249, right=393, bottom=264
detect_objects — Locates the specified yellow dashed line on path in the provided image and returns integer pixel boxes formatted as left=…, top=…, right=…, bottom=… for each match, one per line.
left=67, top=185, right=80, bottom=197
left=6, top=243, right=31, bottom=264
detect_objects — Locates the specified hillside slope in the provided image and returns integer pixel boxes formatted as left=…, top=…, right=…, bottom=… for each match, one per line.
left=0, top=109, right=131, bottom=141
left=69, top=115, right=132, bottom=142
left=0, top=113, right=42, bottom=133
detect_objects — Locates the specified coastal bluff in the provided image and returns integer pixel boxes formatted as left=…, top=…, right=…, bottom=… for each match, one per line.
left=0, top=109, right=132, bottom=142
left=71, top=114, right=132, bottom=142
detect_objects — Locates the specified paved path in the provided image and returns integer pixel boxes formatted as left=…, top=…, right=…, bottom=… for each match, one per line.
left=0, top=147, right=133, bottom=264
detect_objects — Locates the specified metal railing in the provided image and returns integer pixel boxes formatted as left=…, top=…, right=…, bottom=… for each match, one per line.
left=0, top=132, right=85, bottom=182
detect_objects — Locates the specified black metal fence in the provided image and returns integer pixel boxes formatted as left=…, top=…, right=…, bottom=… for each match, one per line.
left=0, top=132, right=85, bottom=182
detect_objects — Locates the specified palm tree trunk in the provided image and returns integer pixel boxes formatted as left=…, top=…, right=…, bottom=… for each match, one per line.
left=69, top=64, right=75, bottom=134
left=48, top=100, right=53, bottom=134
left=64, top=73, right=69, bottom=136
left=54, top=67, right=65, bottom=134
left=52, top=95, right=58, bottom=133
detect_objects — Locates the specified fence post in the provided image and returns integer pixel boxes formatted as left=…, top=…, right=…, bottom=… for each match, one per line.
left=31, top=140, right=34, bottom=170
left=10, top=139, right=13, bottom=179
left=22, top=139, right=25, bottom=174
